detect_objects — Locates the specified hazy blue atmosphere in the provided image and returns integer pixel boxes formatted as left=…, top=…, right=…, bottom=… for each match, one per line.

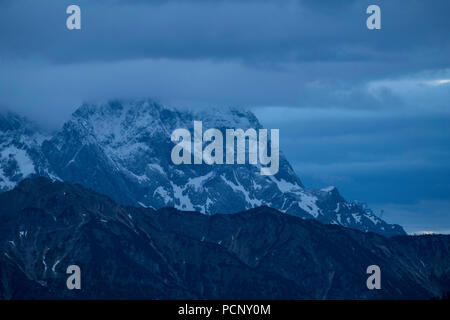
left=0, top=0, right=449, bottom=233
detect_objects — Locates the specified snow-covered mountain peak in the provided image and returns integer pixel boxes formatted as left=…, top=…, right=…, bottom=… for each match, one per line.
left=0, top=112, right=53, bottom=191
left=0, top=100, right=406, bottom=237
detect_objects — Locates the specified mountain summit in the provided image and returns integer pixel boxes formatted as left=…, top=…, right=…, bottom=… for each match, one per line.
left=0, top=100, right=405, bottom=237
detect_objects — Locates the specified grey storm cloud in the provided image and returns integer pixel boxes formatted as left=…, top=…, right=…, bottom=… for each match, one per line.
left=1, top=0, right=449, bottom=117
left=0, top=0, right=449, bottom=128
left=0, top=0, right=449, bottom=68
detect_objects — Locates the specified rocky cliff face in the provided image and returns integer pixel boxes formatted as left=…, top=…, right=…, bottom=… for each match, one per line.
left=0, top=178, right=447, bottom=299
left=0, top=101, right=405, bottom=237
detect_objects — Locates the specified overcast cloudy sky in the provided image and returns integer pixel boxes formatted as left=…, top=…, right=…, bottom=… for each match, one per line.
left=0, top=0, right=449, bottom=233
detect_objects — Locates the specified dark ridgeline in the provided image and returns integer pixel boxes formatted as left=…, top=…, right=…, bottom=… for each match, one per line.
left=0, top=178, right=448, bottom=300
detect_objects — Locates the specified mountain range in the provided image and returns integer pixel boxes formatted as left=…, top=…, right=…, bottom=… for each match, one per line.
left=0, top=178, right=448, bottom=299
left=0, top=100, right=405, bottom=237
